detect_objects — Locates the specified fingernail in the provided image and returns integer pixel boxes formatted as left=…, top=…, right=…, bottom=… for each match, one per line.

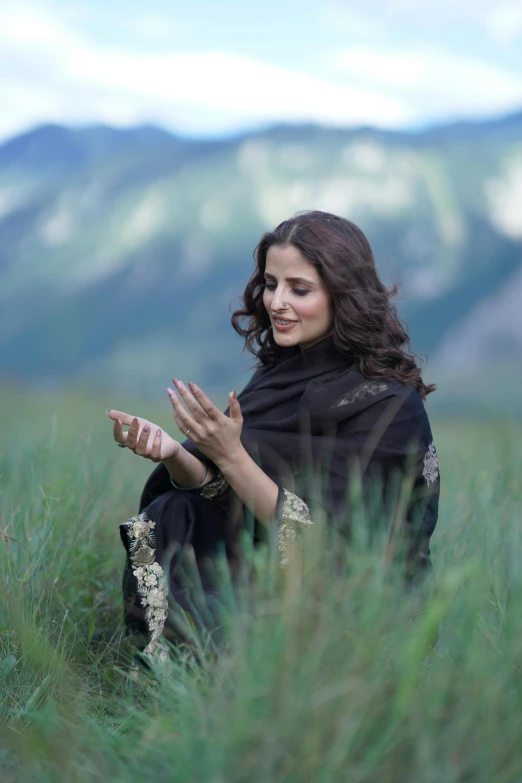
left=106, top=409, right=111, bottom=415
left=188, top=382, right=196, bottom=391
left=173, top=378, right=182, bottom=389
left=155, top=429, right=161, bottom=438
left=167, top=388, right=174, bottom=398
left=232, top=389, right=237, bottom=400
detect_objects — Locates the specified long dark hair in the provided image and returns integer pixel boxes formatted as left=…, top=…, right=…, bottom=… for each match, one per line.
left=231, top=210, right=435, bottom=400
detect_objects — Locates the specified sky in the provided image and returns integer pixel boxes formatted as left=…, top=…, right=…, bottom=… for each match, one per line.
left=1, top=0, right=522, bottom=142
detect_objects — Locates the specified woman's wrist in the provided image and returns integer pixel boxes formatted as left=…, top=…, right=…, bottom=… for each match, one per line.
left=162, top=451, right=182, bottom=473
left=215, top=444, right=279, bottom=527
left=170, top=461, right=208, bottom=490
left=162, top=447, right=215, bottom=489
left=215, top=444, right=247, bottom=476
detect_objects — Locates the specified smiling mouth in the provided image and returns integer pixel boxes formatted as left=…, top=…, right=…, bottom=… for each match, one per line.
left=273, top=317, right=297, bottom=325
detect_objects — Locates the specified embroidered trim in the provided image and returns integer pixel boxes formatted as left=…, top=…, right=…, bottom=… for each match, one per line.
left=278, top=488, right=314, bottom=566
left=122, top=512, right=169, bottom=654
left=423, top=441, right=439, bottom=486
left=331, top=381, right=388, bottom=408
left=200, top=468, right=229, bottom=499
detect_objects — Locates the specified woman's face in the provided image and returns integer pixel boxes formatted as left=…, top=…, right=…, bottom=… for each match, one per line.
left=263, top=243, right=334, bottom=351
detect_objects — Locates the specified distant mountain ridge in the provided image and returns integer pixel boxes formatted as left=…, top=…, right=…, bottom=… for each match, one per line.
left=0, top=123, right=181, bottom=171
left=0, top=112, right=521, bottom=398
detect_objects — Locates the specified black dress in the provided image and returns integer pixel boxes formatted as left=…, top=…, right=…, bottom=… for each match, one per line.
left=120, top=335, right=439, bottom=655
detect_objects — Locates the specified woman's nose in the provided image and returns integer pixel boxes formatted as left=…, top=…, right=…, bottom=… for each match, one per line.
left=271, top=287, right=286, bottom=310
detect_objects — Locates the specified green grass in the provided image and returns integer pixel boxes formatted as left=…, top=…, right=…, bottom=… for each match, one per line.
left=1, top=386, right=522, bottom=782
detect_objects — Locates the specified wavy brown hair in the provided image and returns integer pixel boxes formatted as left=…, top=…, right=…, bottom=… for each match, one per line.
left=231, top=210, right=435, bottom=400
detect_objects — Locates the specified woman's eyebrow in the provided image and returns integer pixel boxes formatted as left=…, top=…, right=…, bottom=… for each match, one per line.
left=264, top=273, right=314, bottom=285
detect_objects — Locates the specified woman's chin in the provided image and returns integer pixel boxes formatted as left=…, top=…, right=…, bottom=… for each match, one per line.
left=273, top=330, right=300, bottom=346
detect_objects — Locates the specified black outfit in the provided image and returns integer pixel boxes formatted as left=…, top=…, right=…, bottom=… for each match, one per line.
left=120, top=335, right=439, bottom=654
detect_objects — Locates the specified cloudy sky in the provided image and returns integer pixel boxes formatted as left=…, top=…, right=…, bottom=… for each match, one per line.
left=2, top=0, right=522, bottom=142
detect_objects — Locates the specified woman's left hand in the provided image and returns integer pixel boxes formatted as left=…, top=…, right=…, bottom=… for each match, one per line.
left=168, top=379, right=243, bottom=467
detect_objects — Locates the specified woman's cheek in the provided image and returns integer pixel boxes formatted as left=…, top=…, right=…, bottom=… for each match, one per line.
left=295, top=295, right=319, bottom=319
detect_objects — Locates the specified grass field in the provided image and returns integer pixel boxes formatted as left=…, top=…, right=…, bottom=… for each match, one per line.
left=1, top=385, right=522, bottom=782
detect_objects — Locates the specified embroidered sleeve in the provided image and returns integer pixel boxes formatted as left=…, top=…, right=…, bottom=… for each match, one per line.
left=422, top=441, right=439, bottom=486
left=121, top=512, right=169, bottom=654
left=199, top=467, right=230, bottom=499
left=276, top=488, right=314, bottom=566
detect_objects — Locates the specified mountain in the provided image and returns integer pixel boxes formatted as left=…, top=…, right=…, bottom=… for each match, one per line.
left=0, top=114, right=521, bottom=403
left=0, top=123, right=178, bottom=172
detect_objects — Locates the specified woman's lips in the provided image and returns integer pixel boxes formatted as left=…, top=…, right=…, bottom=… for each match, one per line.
left=273, top=318, right=298, bottom=331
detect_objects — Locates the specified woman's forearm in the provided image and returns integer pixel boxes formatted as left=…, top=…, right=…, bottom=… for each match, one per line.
left=162, top=445, right=215, bottom=488
left=218, top=445, right=279, bottom=527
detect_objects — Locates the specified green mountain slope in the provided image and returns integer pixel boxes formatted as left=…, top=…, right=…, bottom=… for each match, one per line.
left=0, top=114, right=521, bottom=396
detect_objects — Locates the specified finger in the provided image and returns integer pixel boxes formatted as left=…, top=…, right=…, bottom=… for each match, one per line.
left=228, top=390, right=243, bottom=422
left=150, top=428, right=162, bottom=461
left=135, top=422, right=151, bottom=456
left=168, top=387, right=196, bottom=436
left=113, top=418, right=127, bottom=445
left=185, top=382, right=219, bottom=420
left=106, top=409, right=136, bottom=426
left=172, top=379, right=207, bottom=420
left=126, top=417, right=141, bottom=450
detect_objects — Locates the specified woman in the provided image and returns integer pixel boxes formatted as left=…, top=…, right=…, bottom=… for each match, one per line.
left=106, top=211, right=439, bottom=657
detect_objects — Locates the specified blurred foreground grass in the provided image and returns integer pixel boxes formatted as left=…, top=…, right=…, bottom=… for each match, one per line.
left=1, top=385, right=522, bottom=782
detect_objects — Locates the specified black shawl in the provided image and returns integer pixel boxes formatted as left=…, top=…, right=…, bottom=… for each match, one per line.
left=140, top=335, right=439, bottom=572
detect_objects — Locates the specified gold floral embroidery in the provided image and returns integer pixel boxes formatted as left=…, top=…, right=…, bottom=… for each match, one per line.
left=423, top=441, right=439, bottom=486
left=122, top=512, right=169, bottom=654
left=331, top=381, right=388, bottom=408
left=200, top=468, right=229, bottom=499
left=278, top=489, right=314, bottom=566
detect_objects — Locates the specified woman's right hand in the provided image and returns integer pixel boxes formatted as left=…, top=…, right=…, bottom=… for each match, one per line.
left=106, top=410, right=181, bottom=463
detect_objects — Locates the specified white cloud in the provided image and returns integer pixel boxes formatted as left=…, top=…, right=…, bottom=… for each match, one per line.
left=66, top=50, right=406, bottom=121
left=483, top=3, right=522, bottom=44
left=330, top=48, right=522, bottom=122
left=0, top=5, right=408, bottom=141
left=326, top=0, right=522, bottom=43
left=1, top=1, right=521, bottom=142
left=122, top=12, right=184, bottom=42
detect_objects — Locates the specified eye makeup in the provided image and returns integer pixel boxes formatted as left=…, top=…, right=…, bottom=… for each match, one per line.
left=263, top=283, right=309, bottom=296
left=263, top=273, right=313, bottom=296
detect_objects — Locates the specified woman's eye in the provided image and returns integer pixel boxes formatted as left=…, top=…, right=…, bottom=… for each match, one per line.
left=263, top=284, right=309, bottom=296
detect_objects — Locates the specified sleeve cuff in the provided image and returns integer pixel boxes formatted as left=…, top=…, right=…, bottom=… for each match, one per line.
left=199, top=467, right=230, bottom=500
left=275, top=487, right=314, bottom=566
